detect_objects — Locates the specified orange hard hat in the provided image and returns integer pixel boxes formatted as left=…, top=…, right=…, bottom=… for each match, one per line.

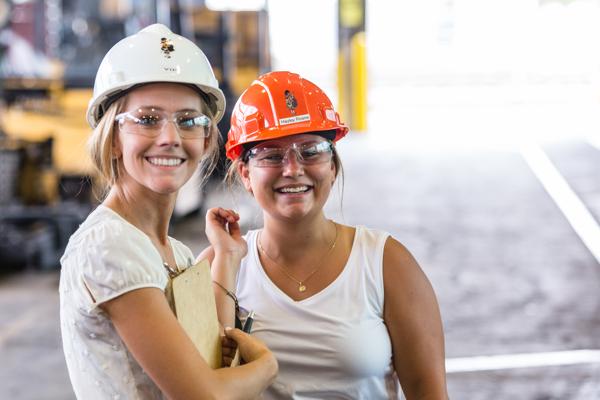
left=225, top=71, right=349, bottom=160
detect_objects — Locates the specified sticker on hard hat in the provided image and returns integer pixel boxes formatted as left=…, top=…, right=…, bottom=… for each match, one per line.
left=279, top=114, right=310, bottom=126
left=284, top=90, right=298, bottom=114
left=325, top=109, right=337, bottom=121
left=160, top=37, right=174, bottom=58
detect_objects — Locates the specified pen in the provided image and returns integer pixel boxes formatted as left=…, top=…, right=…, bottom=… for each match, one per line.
left=243, top=310, right=255, bottom=333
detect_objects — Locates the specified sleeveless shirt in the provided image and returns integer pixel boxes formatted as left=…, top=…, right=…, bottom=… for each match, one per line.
left=236, top=225, right=402, bottom=399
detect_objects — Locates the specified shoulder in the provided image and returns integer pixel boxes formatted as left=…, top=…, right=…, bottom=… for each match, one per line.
left=382, top=236, right=423, bottom=283
left=345, top=224, right=389, bottom=259
left=63, top=206, right=153, bottom=265
left=383, top=236, right=418, bottom=269
left=242, top=229, right=260, bottom=242
left=382, top=236, right=435, bottom=305
left=349, top=225, right=422, bottom=287
left=237, top=229, right=261, bottom=279
left=238, top=229, right=260, bottom=269
left=60, top=206, right=166, bottom=310
left=239, top=229, right=259, bottom=260
left=354, top=225, right=389, bottom=244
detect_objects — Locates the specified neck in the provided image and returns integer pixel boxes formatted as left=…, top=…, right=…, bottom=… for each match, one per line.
left=104, top=184, right=175, bottom=245
left=260, top=213, right=334, bottom=259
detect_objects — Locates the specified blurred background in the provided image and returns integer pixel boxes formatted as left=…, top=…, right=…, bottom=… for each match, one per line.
left=1, top=0, right=599, bottom=398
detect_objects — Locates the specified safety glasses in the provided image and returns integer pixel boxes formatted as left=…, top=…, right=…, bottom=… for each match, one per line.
left=245, top=139, right=334, bottom=168
left=115, top=107, right=211, bottom=139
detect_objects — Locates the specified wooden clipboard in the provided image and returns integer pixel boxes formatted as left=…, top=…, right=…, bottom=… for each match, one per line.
left=165, top=259, right=222, bottom=369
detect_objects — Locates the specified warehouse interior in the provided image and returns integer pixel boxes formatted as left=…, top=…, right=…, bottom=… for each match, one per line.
left=1, top=0, right=600, bottom=399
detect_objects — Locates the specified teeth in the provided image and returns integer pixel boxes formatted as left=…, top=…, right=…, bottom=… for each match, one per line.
left=279, top=186, right=308, bottom=193
left=148, top=157, right=182, bottom=166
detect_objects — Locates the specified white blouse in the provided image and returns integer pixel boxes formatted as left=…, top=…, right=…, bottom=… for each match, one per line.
left=59, top=205, right=194, bottom=400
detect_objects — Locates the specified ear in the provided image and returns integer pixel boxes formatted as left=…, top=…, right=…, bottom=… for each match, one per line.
left=237, top=161, right=253, bottom=194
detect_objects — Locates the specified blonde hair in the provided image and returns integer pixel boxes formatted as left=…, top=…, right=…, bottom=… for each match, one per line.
left=88, top=90, right=221, bottom=200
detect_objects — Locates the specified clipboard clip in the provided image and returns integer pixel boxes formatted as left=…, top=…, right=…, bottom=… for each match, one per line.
left=163, top=262, right=183, bottom=279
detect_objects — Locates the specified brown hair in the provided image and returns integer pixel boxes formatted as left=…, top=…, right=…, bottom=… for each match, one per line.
left=87, top=91, right=220, bottom=200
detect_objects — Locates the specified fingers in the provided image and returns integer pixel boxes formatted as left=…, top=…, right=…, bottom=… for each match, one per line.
left=223, top=327, right=254, bottom=354
left=222, top=346, right=237, bottom=358
left=224, top=327, right=269, bottom=363
left=221, top=335, right=237, bottom=352
left=205, top=207, right=242, bottom=239
left=206, top=207, right=240, bottom=227
left=221, top=335, right=238, bottom=366
left=227, top=219, right=242, bottom=239
left=223, top=354, right=235, bottom=367
left=224, top=326, right=245, bottom=342
left=205, top=208, right=247, bottom=257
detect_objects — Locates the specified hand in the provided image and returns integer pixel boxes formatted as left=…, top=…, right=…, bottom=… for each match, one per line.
left=204, top=207, right=247, bottom=260
left=221, top=336, right=237, bottom=367
left=224, top=327, right=274, bottom=365
left=221, top=334, right=238, bottom=366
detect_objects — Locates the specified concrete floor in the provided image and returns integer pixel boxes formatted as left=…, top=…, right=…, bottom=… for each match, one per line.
left=1, top=134, right=599, bottom=399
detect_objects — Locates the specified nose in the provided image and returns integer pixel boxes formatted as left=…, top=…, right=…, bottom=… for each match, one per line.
left=157, top=120, right=182, bottom=147
left=282, top=148, right=304, bottom=177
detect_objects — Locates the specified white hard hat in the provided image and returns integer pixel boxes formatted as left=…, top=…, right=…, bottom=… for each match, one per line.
left=86, top=23, right=225, bottom=128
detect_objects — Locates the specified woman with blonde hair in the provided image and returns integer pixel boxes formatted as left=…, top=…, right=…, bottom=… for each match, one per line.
left=59, top=24, right=277, bottom=399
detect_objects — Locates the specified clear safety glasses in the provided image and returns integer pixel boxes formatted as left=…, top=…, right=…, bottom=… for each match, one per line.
left=115, top=107, right=211, bottom=139
left=245, top=140, right=334, bottom=168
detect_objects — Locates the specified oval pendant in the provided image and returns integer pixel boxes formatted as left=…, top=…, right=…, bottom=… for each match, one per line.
left=298, top=285, right=307, bottom=292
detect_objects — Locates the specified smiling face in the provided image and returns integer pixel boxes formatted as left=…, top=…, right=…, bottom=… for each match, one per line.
left=113, top=83, right=208, bottom=196
left=237, top=134, right=337, bottom=222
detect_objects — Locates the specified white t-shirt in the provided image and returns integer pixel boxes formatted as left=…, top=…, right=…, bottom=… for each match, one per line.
left=236, top=226, right=402, bottom=399
left=59, top=205, right=194, bottom=400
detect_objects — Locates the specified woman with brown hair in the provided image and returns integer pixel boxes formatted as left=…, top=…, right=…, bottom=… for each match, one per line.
left=221, top=71, right=448, bottom=399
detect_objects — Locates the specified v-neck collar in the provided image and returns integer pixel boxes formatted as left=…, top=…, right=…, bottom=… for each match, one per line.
left=251, top=225, right=360, bottom=305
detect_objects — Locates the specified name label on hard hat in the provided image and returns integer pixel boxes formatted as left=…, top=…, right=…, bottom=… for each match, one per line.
left=279, top=114, right=310, bottom=126
left=325, top=109, right=337, bottom=122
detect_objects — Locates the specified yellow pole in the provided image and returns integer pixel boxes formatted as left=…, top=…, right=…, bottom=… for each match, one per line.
left=338, top=0, right=366, bottom=132
left=350, top=32, right=367, bottom=131
left=337, top=50, right=347, bottom=123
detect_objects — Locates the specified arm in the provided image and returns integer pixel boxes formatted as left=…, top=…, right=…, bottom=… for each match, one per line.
left=203, top=208, right=247, bottom=329
left=102, top=287, right=277, bottom=400
left=382, top=237, right=448, bottom=400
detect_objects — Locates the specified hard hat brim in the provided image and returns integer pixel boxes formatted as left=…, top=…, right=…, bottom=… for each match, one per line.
left=87, top=80, right=225, bottom=128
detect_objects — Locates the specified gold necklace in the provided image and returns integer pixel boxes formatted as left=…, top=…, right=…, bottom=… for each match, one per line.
left=258, top=222, right=338, bottom=292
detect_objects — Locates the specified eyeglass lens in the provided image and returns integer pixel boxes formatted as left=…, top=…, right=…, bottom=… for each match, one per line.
left=116, top=107, right=210, bottom=138
left=248, top=140, right=333, bottom=167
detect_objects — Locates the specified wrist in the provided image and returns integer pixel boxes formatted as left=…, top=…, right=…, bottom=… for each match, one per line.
left=212, top=248, right=244, bottom=263
left=212, top=280, right=239, bottom=315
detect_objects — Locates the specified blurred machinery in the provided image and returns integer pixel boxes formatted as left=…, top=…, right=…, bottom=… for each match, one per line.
left=0, top=0, right=270, bottom=271
left=338, top=0, right=367, bottom=132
